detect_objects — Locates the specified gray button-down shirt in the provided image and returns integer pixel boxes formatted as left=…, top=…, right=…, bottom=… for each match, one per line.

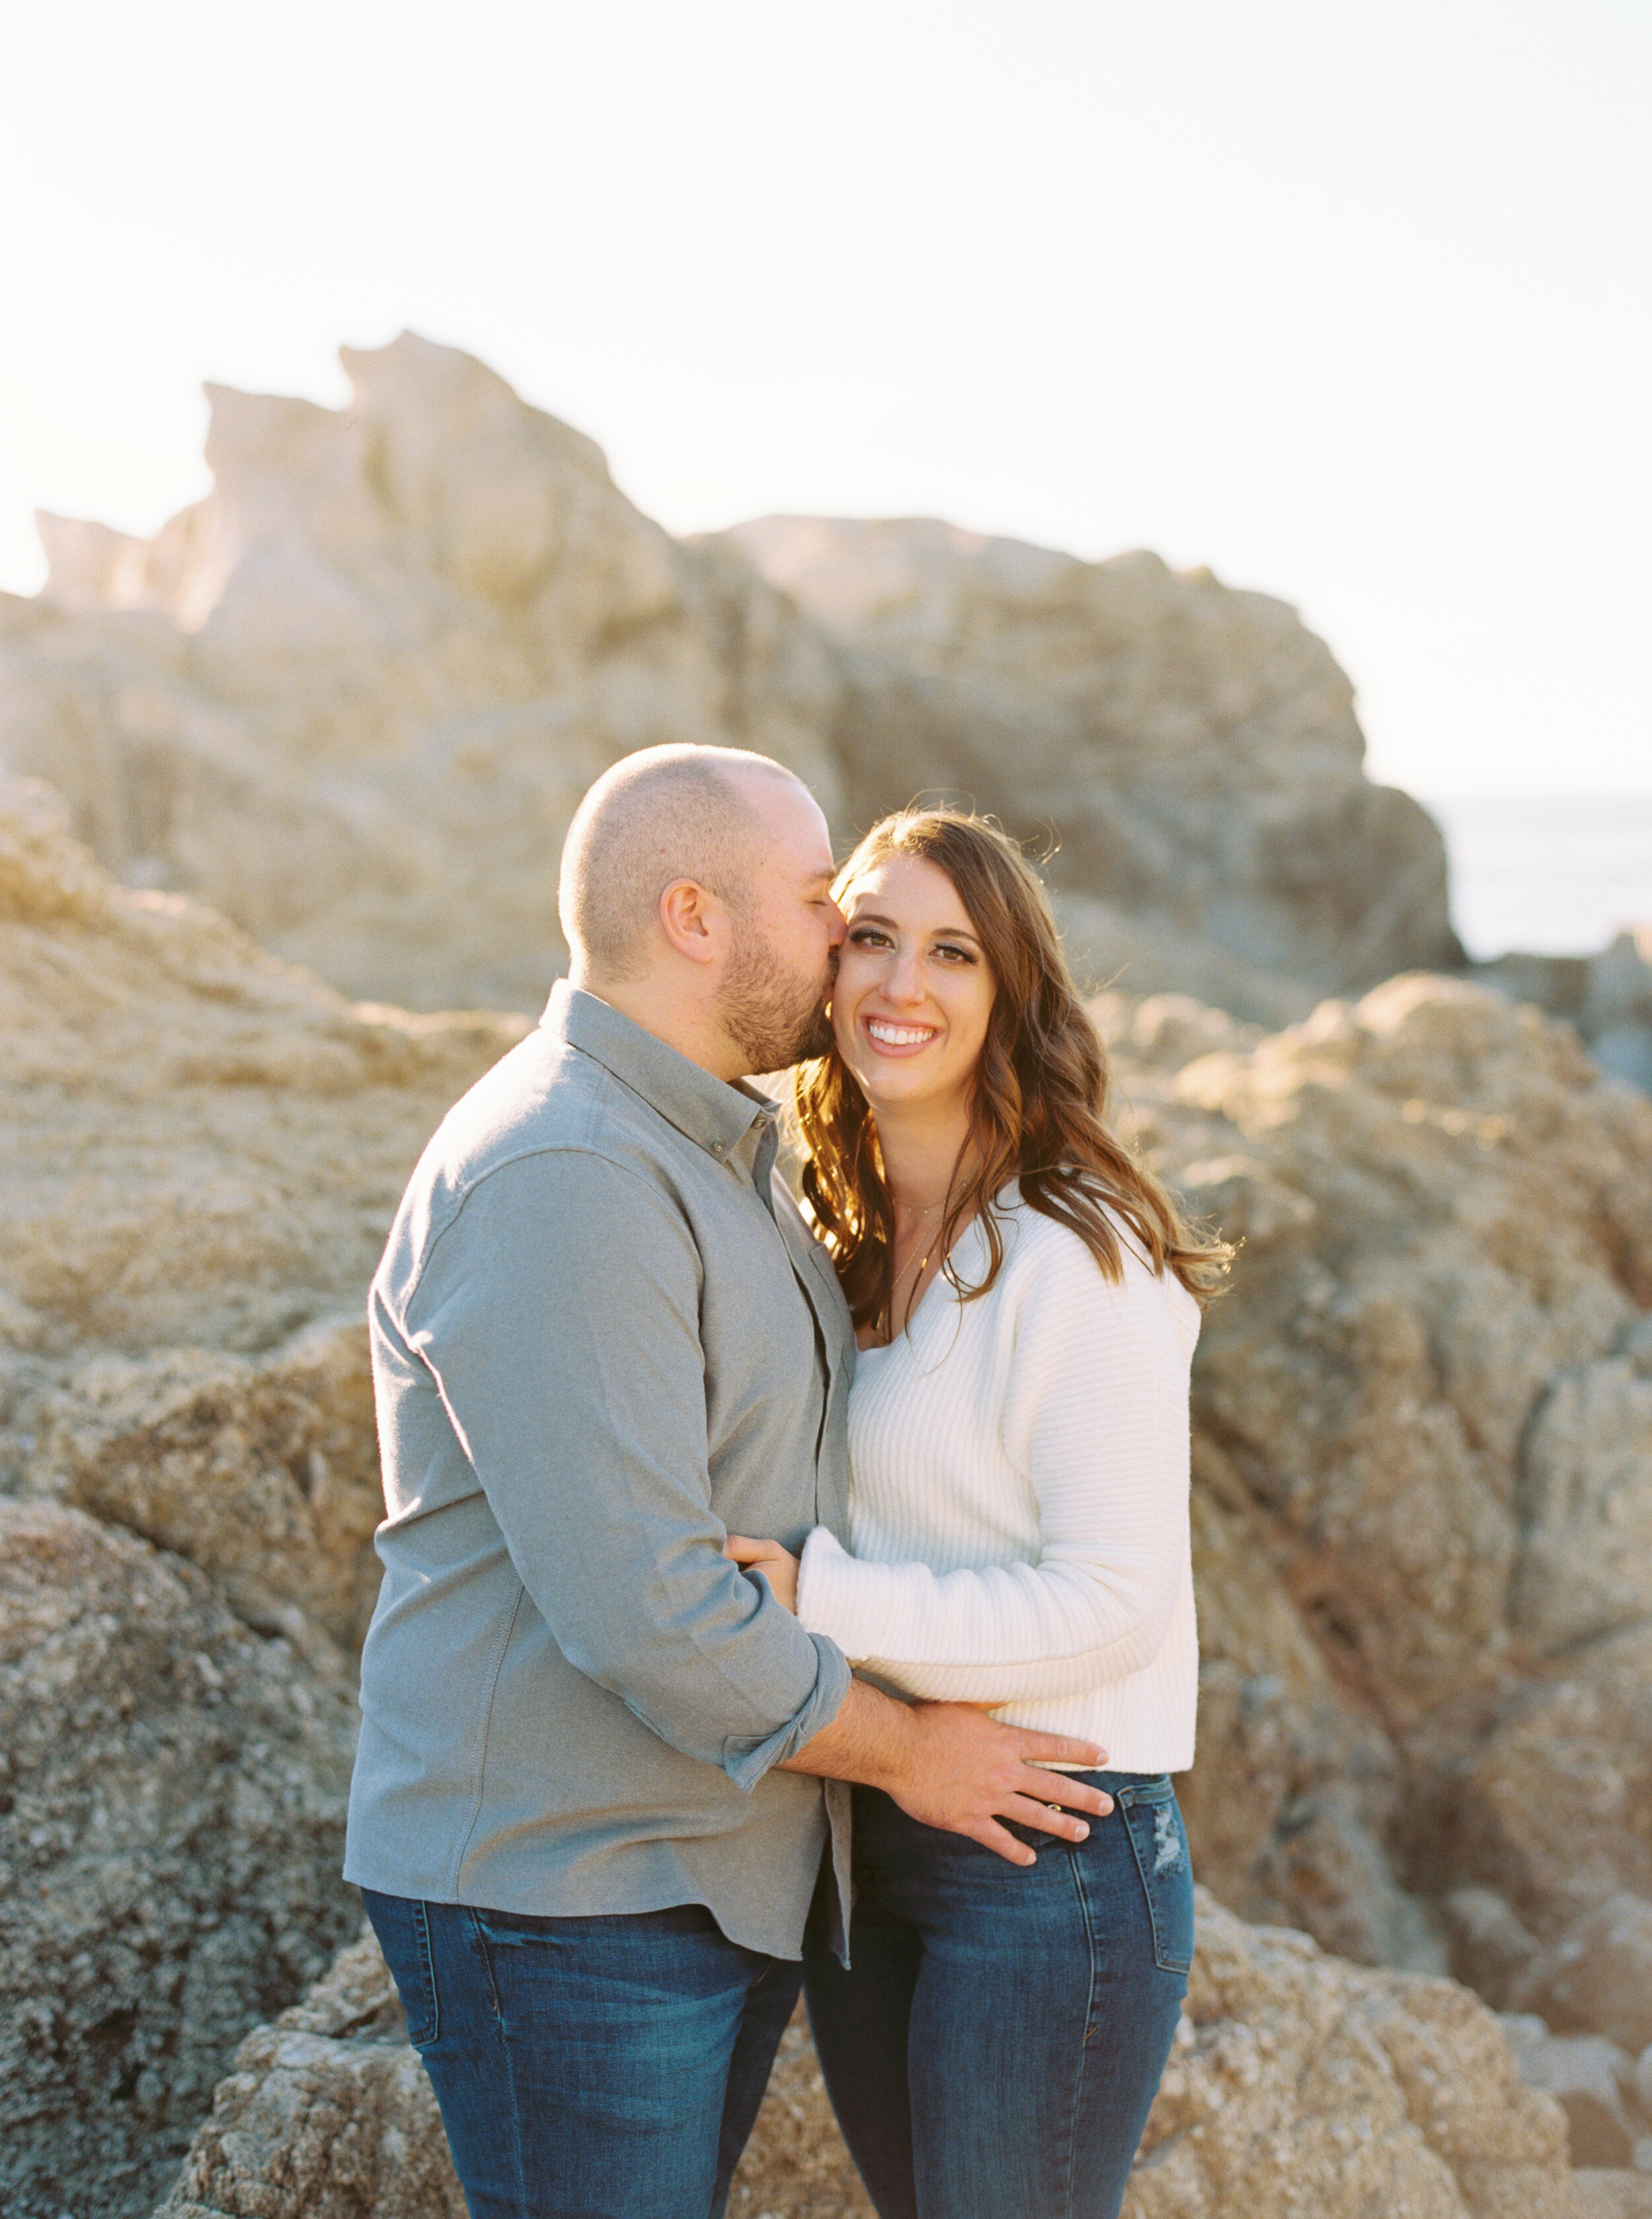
left=344, top=982, right=856, bottom=1960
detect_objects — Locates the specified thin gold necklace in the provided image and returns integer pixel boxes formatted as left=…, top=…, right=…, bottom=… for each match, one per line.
left=887, top=1200, right=945, bottom=1327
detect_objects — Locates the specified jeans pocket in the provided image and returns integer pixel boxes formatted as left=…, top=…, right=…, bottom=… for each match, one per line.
left=362, top=1890, right=441, bottom=2049
left=1118, top=1782, right=1195, bottom=1976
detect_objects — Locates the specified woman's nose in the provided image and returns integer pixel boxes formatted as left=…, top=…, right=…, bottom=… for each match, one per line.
left=884, top=948, right=926, bottom=1002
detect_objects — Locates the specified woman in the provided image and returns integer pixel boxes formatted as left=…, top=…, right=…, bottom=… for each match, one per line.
left=727, top=808, right=1228, bottom=2219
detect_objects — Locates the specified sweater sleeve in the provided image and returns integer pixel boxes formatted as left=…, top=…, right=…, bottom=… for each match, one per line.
left=795, top=1222, right=1193, bottom=1704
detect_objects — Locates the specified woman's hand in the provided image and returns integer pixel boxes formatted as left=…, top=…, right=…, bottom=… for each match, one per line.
left=725, top=1534, right=802, bottom=1616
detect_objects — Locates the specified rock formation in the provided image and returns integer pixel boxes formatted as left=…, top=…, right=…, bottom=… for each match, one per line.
left=0, top=335, right=844, bottom=1010
left=1112, top=975, right=1652, bottom=2014
left=1475, top=928, right=1652, bottom=1096
left=24, top=1320, right=385, bottom=1654
left=1129, top=1892, right=1579, bottom=2218
left=0, top=346, right=1645, bottom=2212
left=5, top=780, right=1651, bottom=2211
left=0, top=770, right=524, bottom=1359
left=0, top=773, right=523, bottom=1649
left=0, top=781, right=521, bottom=2216
left=723, top=513, right=1459, bottom=1010
left=1, top=335, right=1453, bottom=1016
left=0, top=1503, right=359, bottom=2219
left=1497, top=2016, right=1652, bottom=2172
left=158, top=1891, right=1652, bottom=2219
left=153, top=1933, right=465, bottom=2219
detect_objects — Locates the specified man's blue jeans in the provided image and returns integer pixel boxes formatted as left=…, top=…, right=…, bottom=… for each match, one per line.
left=361, top=1892, right=802, bottom=2219
left=802, top=1772, right=1193, bottom=2219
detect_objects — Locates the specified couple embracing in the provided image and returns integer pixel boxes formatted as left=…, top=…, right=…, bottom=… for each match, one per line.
left=344, top=744, right=1227, bottom=2219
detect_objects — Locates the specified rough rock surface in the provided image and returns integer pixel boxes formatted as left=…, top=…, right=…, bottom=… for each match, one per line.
left=1519, top=1897, right=1652, bottom=2060
left=0, top=782, right=519, bottom=2210
left=1477, top=927, right=1652, bottom=1095
left=0, top=771, right=523, bottom=1361
left=725, top=513, right=1458, bottom=1010
left=1496, top=2017, right=1652, bottom=2170
left=1573, top=2177, right=1652, bottom=2219
left=157, top=1891, right=1598, bottom=2219
left=0, top=1503, right=359, bottom=2219
left=22, top=1316, right=383, bottom=1654
left=1111, top=976, right=1652, bottom=1991
left=0, top=774, right=522, bottom=1632
left=10, top=772, right=1652, bottom=2210
left=153, top=1934, right=465, bottom=2219
left=2, top=336, right=1451, bottom=1015
left=1125, top=1893, right=1578, bottom=2218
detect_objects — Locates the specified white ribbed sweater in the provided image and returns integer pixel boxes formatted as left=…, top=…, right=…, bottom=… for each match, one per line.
left=796, top=1188, right=1200, bottom=1772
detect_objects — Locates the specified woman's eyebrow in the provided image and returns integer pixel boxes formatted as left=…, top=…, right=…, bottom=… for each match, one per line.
left=849, top=908, right=981, bottom=946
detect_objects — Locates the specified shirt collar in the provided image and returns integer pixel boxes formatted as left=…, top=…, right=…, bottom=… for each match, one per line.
left=541, top=980, right=778, bottom=1165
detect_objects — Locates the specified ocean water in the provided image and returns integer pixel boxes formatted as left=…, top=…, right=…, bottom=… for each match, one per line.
left=1421, top=794, right=1652, bottom=961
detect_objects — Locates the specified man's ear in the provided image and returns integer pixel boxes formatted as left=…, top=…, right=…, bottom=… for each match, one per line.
left=658, top=878, right=729, bottom=967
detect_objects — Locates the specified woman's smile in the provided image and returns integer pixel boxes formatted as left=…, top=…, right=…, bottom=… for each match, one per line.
left=863, top=1017, right=939, bottom=1053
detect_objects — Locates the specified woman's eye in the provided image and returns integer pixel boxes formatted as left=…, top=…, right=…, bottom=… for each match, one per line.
left=934, top=942, right=975, bottom=963
left=848, top=926, right=891, bottom=948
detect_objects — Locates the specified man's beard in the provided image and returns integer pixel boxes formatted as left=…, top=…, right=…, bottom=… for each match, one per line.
left=717, top=912, right=836, bottom=1073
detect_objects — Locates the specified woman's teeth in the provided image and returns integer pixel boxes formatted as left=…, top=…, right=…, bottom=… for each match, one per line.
left=866, top=1020, right=935, bottom=1047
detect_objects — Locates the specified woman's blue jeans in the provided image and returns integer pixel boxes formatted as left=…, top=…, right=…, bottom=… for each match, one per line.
left=361, top=1892, right=802, bottom=2219
left=803, top=1772, right=1193, bottom=2219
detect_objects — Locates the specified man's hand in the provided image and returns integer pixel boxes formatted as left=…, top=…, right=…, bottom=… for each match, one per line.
left=884, top=1703, right=1113, bottom=1866
left=725, top=1534, right=800, bottom=1615
left=782, top=1680, right=1111, bottom=1867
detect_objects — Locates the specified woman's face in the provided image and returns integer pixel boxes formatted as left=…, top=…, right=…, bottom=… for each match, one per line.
left=831, top=852, right=997, bottom=1120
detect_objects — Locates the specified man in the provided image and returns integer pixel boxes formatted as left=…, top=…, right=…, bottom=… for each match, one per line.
left=345, top=744, right=1106, bottom=2219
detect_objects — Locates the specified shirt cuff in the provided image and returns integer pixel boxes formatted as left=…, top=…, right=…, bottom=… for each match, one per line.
left=719, top=1630, right=853, bottom=1793
left=796, top=1528, right=904, bottom=1665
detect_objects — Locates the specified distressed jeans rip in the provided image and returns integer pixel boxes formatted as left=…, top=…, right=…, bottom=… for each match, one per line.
left=1152, top=1805, right=1183, bottom=1873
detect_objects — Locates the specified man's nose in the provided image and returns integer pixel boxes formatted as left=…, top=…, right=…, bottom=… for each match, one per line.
left=825, top=899, right=847, bottom=946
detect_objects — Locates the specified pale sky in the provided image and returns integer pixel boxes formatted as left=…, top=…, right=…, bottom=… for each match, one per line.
left=1, top=0, right=1647, bottom=796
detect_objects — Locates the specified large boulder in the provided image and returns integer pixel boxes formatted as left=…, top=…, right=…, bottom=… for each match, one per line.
left=1162, top=975, right=1652, bottom=1713
left=0, top=1503, right=358, bottom=2219
left=1475, top=928, right=1652, bottom=1094
left=3, top=336, right=1454, bottom=1017
left=1496, top=2017, right=1648, bottom=2171
left=1431, top=1625, right=1652, bottom=1961
left=0, top=772, right=525, bottom=1364
left=0, top=776, right=520, bottom=1633
left=22, top=1316, right=383, bottom=1655
left=0, top=784, right=527, bottom=2216
left=1104, top=975, right=1652, bottom=1988
left=153, top=1934, right=465, bottom=2219
left=155, top=1891, right=1593, bottom=2219
left=1519, top=1897, right=1652, bottom=2060
left=724, top=514, right=1459, bottom=1007
left=1127, top=1893, right=1579, bottom=2218
left=0, top=335, right=843, bottom=1012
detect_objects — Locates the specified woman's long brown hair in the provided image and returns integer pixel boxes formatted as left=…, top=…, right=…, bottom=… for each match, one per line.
left=793, top=809, right=1231, bottom=1332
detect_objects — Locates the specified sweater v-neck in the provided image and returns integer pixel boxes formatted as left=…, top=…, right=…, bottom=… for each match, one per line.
left=858, top=1210, right=987, bottom=1355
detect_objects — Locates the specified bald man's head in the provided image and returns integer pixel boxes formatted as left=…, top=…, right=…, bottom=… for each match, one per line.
left=558, top=744, right=804, bottom=983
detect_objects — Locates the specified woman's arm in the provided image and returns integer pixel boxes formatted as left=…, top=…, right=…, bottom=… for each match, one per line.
left=795, top=1232, right=1193, bottom=1704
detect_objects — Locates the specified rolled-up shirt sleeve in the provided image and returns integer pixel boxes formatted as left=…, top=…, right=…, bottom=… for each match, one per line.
left=400, top=1146, right=850, bottom=1787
